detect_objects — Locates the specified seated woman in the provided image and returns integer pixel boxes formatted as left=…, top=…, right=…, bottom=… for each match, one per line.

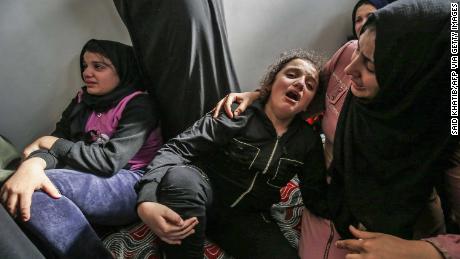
left=213, top=1, right=460, bottom=258
left=136, top=49, right=328, bottom=259
left=0, top=39, right=162, bottom=259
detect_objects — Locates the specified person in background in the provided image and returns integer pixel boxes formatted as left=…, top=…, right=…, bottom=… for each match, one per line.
left=1, top=39, right=163, bottom=259
left=112, top=0, right=240, bottom=141
left=350, top=0, right=390, bottom=40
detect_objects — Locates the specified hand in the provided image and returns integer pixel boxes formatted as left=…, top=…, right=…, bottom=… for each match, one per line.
left=23, top=136, right=59, bottom=158
left=212, top=91, right=260, bottom=118
left=335, top=225, right=443, bottom=259
left=1, top=157, right=61, bottom=221
left=137, top=202, right=199, bottom=245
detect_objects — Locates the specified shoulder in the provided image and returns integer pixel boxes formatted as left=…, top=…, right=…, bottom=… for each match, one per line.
left=124, top=92, right=155, bottom=111
left=293, top=118, right=323, bottom=150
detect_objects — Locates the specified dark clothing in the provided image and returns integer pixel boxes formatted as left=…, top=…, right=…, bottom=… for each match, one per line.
left=137, top=101, right=327, bottom=215
left=20, top=39, right=160, bottom=259
left=137, top=101, right=327, bottom=258
left=0, top=206, right=45, bottom=259
left=30, top=93, right=157, bottom=175
left=157, top=166, right=298, bottom=259
left=327, top=0, right=456, bottom=239
left=351, top=0, right=390, bottom=38
left=30, top=39, right=159, bottom=175
left=113, top=0, right=240, bottom=140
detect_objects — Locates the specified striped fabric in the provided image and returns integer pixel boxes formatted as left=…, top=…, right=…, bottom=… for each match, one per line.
left=103, top=177, right=303, bottom=259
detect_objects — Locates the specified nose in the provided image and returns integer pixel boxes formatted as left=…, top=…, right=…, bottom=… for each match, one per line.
left=293, top=78, right=306, bottom=90
left=344, top=53, right=359, bottom=78
left=82, top=67, right=93, bottom=79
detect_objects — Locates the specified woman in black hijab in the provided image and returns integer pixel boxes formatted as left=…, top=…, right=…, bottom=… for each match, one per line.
left=328, top=0, right=460, bottom=257
left=1, top=39, right=163, bottom=258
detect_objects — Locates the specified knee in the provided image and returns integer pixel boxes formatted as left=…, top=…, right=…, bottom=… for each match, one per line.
left=158, top=166, right=211, bottom=207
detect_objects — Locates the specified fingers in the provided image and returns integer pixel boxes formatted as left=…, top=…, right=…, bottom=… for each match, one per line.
left=233, top=97, right=249, bottom=117
left=5, top=193, right=18, bottom=217
left=159, top=217, right=199, bottom=245
left=41, top=178, right=61, bottom=199
left=349, top=225, right=381, bottom=239
left=163, top=207, right=184, bottom=226
left=213, top=98, right=227, bottom=118
left=18, top=191, right=33, bottom=221
left=224, top=94, right=236, bottom=118
left=336, top=239, right=365, bottom=253
left=168, top=218, right=198, bottom=239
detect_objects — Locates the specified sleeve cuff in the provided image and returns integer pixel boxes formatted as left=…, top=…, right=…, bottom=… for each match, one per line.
left=422, top=238, right=449, bottom=259
left=49, top=138, right=73, bottom=159
left=135, top=181, right=160, bottom=204
left=28, top=149, right=58, bottom=169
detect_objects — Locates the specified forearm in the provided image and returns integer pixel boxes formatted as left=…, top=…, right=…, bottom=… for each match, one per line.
left=50, top=97, right=156, bottom=175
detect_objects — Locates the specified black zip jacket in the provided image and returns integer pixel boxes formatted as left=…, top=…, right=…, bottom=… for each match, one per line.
left=137, top=101, right=328, bottom=214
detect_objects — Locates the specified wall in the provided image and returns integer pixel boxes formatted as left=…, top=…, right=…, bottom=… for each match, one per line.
left=224, top=0, right=354, bottom=90
left=0, top=0, right=354, bottom=149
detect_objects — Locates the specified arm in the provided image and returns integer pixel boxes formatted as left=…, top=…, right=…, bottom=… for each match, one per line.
left=212, top=91, right=260, bottom=118
left=136, top=111, right=250, bottom=204
left=48, top=95, right=157, bottom=175
left=0, top=157, right=60, bottom=221
left=22, top=97, right=79, bottom=158
left=298, top=132, right=329, bottom=218
left=135, top=112, right=250, bottom=243
left=137, top=202, right=198, bottom=245
left=336, top=226, right=444, bottom=259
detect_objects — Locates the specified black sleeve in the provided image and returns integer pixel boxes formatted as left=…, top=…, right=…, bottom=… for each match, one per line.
left=49, top=94, right=157, bottom=176
left=28, top=149, right=58, bottom=169
left=51, top=96, right=79, bottom=139
left=298, top=131, right=330, bottom=218
left=136, top=111, right=251, bottom=203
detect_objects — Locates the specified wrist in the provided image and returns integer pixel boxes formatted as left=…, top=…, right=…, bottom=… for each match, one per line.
left=24, top=157, right=47, bottom=169
left=411, top=240, right=443, bottom=259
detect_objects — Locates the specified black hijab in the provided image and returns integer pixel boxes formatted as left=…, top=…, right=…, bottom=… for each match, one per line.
left=79, top=39, right=142, bottom=110
left=329, top=0, right=455, bottom=238
left=66, top=39, right=142, bottom=140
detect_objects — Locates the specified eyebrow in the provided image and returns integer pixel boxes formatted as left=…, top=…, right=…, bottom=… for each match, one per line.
left=357, top=41, right=374, bottom=64
left=286, top=67, right=318, bottom=83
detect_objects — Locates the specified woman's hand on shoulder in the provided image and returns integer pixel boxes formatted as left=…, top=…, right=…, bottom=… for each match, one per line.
left=22, top=136, right=59, bottom=159
left=335, top=225, right=443, bottom=259
left=137, top=202, right=198, bottom=245
left=212, top=91, right=261, bottom=119
left=0, top=157, right=61, bottom=221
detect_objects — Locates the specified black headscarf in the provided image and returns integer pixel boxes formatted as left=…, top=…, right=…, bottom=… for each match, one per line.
left=66, top=39, right=142, bottom=140
left=351, top=0, right=391, bottom=39
left=328, top=0, right=456, bottom=238
left=79, top=39, right=142, bottom=110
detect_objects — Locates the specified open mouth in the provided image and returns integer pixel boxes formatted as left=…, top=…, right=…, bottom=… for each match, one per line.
left=286, top=89, right=301, bottom=102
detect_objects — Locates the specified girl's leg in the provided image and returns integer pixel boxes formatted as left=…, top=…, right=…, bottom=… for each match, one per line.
left=157, top=166, right=213, bottom=259
left=0, top=205, right=45, bottom=259
left=207, top=208, right=299, bottom=259
left=22, top=168, right=141, bottom=258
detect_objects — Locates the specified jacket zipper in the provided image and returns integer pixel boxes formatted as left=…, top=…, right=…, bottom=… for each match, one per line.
left=230, top=137, right=280, bottom=207
left=323, top=220, right=335, bottom=259
left=262, top=137, right=279, bottom=175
